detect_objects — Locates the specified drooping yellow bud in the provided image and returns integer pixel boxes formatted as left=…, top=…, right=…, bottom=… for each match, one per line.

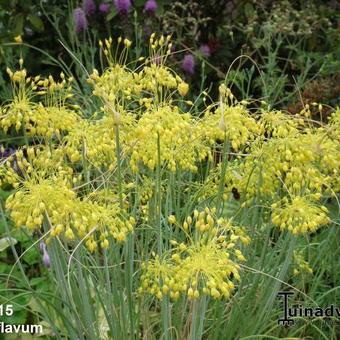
left=168, top=215, right=176, bottom=225
left=178, top=82, right=189, bottom=96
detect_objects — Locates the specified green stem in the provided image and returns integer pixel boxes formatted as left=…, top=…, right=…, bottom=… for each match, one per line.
left=114, top=123, right=135, bottom=338
left=156, top=132, right=162, bottom=255
left=190, top=296, right=207, bottom=340
left=115, top=124, right=123, bottom=208
left=216, top=134, right=230, bottom=213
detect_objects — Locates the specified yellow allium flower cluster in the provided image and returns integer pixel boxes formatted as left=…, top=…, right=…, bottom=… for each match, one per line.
left=0, top=146, right=74, bottom=189
left=1, top=39, right=338, bottom=257
left=5, top=173, right=134, bottom=250
left=258, top=110, right=302, bottom=138
left=271, top=196, right=330, bottom=234
left=216, top=127, right=339, bottom=204
left=63, top=118, right=116, bottom=167
left=73, top=198, right=135, bottom=251
left=292, top=250, right=313, bottom=276
left=201, top=106, right=338, bottom=235
left=139, top=207, right=249, bottom=300
left=91, top=34, right=188, bottom=106
left=1, top=67, right=77, bottom=137
left=128, top=105, right=210, bottom=172
left=26, top=104, right=79, bottom=138
left=0, top=157, right=21, bottom=188
left=139, top=64, right=178, bottom=93
left=90, top=63, right=188, bottom=107
left=201, top=103, right=259, bottom=150
left=1, top=97, right=33, bottom=133
left=6, top=177, right=76, bottom=231
left=89, top=65, right=142, bottom=103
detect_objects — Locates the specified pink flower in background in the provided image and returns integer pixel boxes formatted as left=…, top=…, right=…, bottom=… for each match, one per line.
left=73, top=8, right=88, bottom=33
left=199, top=44, right=211, bottom=57
left=114, top=0, right=131, bottom=14
left=43, top=249, right=51, bottom=268
left=40, top=242, right=51, bottom=268
left=99, top=2, right=110, bottom=14
left=83, top=0, right=96, bottom=16
left=144, top=0, right=157, bottom=13
left=182, top=54, right=195, bottom=75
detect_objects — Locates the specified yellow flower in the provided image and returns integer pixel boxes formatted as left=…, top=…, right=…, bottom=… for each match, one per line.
left=293, top=250, right=313, bottom=276
left=200, top=102, right=259, bottom=151
left=14, top=35, right=23, bottom=43
left=168, top=215, right=176, bottom=225
left=271, top=196, right=330, bottom=234
left=140, top=207, right=249, bottom=300
left=258, top=110, right=302, bottom=138
left=128, top=105, right=210, bottom=172
left=178, top=82, right=189, bottom=96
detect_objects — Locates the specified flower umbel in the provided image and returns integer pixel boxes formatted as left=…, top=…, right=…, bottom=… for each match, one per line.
left=271, top=196, right=330, bottom=234
left=140, top=207, right=249, bottom=300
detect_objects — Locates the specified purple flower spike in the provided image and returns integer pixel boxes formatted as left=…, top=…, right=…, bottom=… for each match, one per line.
left=199, top=44, right=211, bottom=57
left=83, top=0, right=96, bottom=16
left=99, top=2, right=110, bottom=14
left=73, top=7, right=88, bottom=33
left=113, top=0, right=131, bottom=14
left=182, top=54, right=195, bottom=75
left=144, top=0, right=157, bottom=13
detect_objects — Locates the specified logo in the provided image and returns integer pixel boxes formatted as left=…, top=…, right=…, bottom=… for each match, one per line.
left=277, top=292, right=340, bottom=326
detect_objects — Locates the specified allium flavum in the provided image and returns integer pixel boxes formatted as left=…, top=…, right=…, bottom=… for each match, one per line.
left=271, top=196, right=330, bottom=234
left=128, top=105, right=210, bottom=172
left=0, top=37, right=338, bottom=268
left=293, top=250, right=313, bottom=276
left=62, top=114, right=130, bottom=168
left=1, top=68, right=79, bottom=138
left=140, top=208, right=250, bottom=300
left=258, top=109, right=302, bottom=138
left=201, top=84, right=259, bottom=150
left=5, top=172, right=134, bottom=251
